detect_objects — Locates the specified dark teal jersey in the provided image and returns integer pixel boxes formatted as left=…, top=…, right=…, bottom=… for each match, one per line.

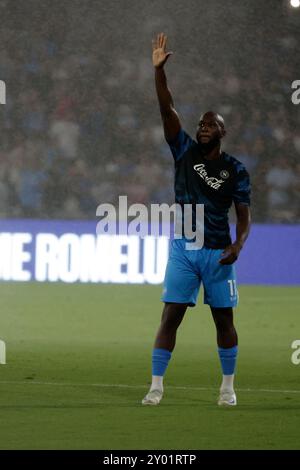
left=167, top=129, right=251, bottom=249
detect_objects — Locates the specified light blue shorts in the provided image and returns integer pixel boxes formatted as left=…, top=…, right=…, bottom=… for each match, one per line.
left=161, top=238, right=238, bottom=308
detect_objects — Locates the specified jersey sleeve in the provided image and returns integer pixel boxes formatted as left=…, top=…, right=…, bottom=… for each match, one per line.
left=232, top=165, right=251, bottom=205
left=166, top=128, right=195, bottom=162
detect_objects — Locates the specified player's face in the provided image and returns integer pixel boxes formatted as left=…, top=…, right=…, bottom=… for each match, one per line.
left=196, top=115, right=225, bottom=145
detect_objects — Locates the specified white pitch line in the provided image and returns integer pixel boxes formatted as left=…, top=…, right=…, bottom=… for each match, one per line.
left=0, top=380, right=300, bottom=395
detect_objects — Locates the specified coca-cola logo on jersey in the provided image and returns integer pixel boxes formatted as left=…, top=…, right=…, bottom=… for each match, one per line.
left=193, top=164, right=225, bottom=190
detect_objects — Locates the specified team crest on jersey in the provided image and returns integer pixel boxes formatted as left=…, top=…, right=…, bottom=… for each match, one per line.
left=220, top=170, right=229, bottom=180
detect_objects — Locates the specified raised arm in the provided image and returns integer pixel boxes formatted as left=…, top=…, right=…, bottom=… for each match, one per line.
left=152, top=33, right=181, bottom=142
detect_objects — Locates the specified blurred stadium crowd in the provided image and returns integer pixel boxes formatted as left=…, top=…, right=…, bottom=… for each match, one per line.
left=0, top=0, right=299, bottom=222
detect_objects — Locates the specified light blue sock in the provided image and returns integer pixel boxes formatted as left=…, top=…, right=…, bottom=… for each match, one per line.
left=152, top=348, right=172, bottom=377
left=218, top=346, right=238, bottom=375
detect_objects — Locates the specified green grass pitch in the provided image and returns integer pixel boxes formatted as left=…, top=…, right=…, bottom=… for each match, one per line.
left=0, top=282, right=299, bottom=450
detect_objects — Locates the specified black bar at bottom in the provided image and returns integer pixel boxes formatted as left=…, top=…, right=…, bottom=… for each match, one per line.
left=0, top=450, right=297, bottom=467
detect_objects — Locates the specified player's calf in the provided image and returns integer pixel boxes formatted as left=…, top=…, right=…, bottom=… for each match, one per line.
left=211, top=307, right=238, bottom=406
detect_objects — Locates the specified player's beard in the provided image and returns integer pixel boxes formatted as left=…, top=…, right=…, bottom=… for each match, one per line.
left=199, top=135, right=221, bottom=155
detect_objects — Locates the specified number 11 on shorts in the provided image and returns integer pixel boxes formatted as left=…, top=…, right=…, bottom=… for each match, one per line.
left=228, top=279, right=237, bottom=297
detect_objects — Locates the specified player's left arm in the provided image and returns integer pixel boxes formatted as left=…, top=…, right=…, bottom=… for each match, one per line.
left=219, top=203, right=251, bottom=265
left=220, top=202, right=251, bottom=264
left=220, top=163, right=251, bottom=265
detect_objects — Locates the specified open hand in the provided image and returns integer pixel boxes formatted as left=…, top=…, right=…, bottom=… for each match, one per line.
left=152, top=33, right=173, bottom=69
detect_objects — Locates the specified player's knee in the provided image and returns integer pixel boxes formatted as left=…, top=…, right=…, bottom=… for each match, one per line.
left=211, top=308, right=234, bottom=330
left=161, top=303, right=187, bottom=330
left=216, top=321, right=235, bottom=334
